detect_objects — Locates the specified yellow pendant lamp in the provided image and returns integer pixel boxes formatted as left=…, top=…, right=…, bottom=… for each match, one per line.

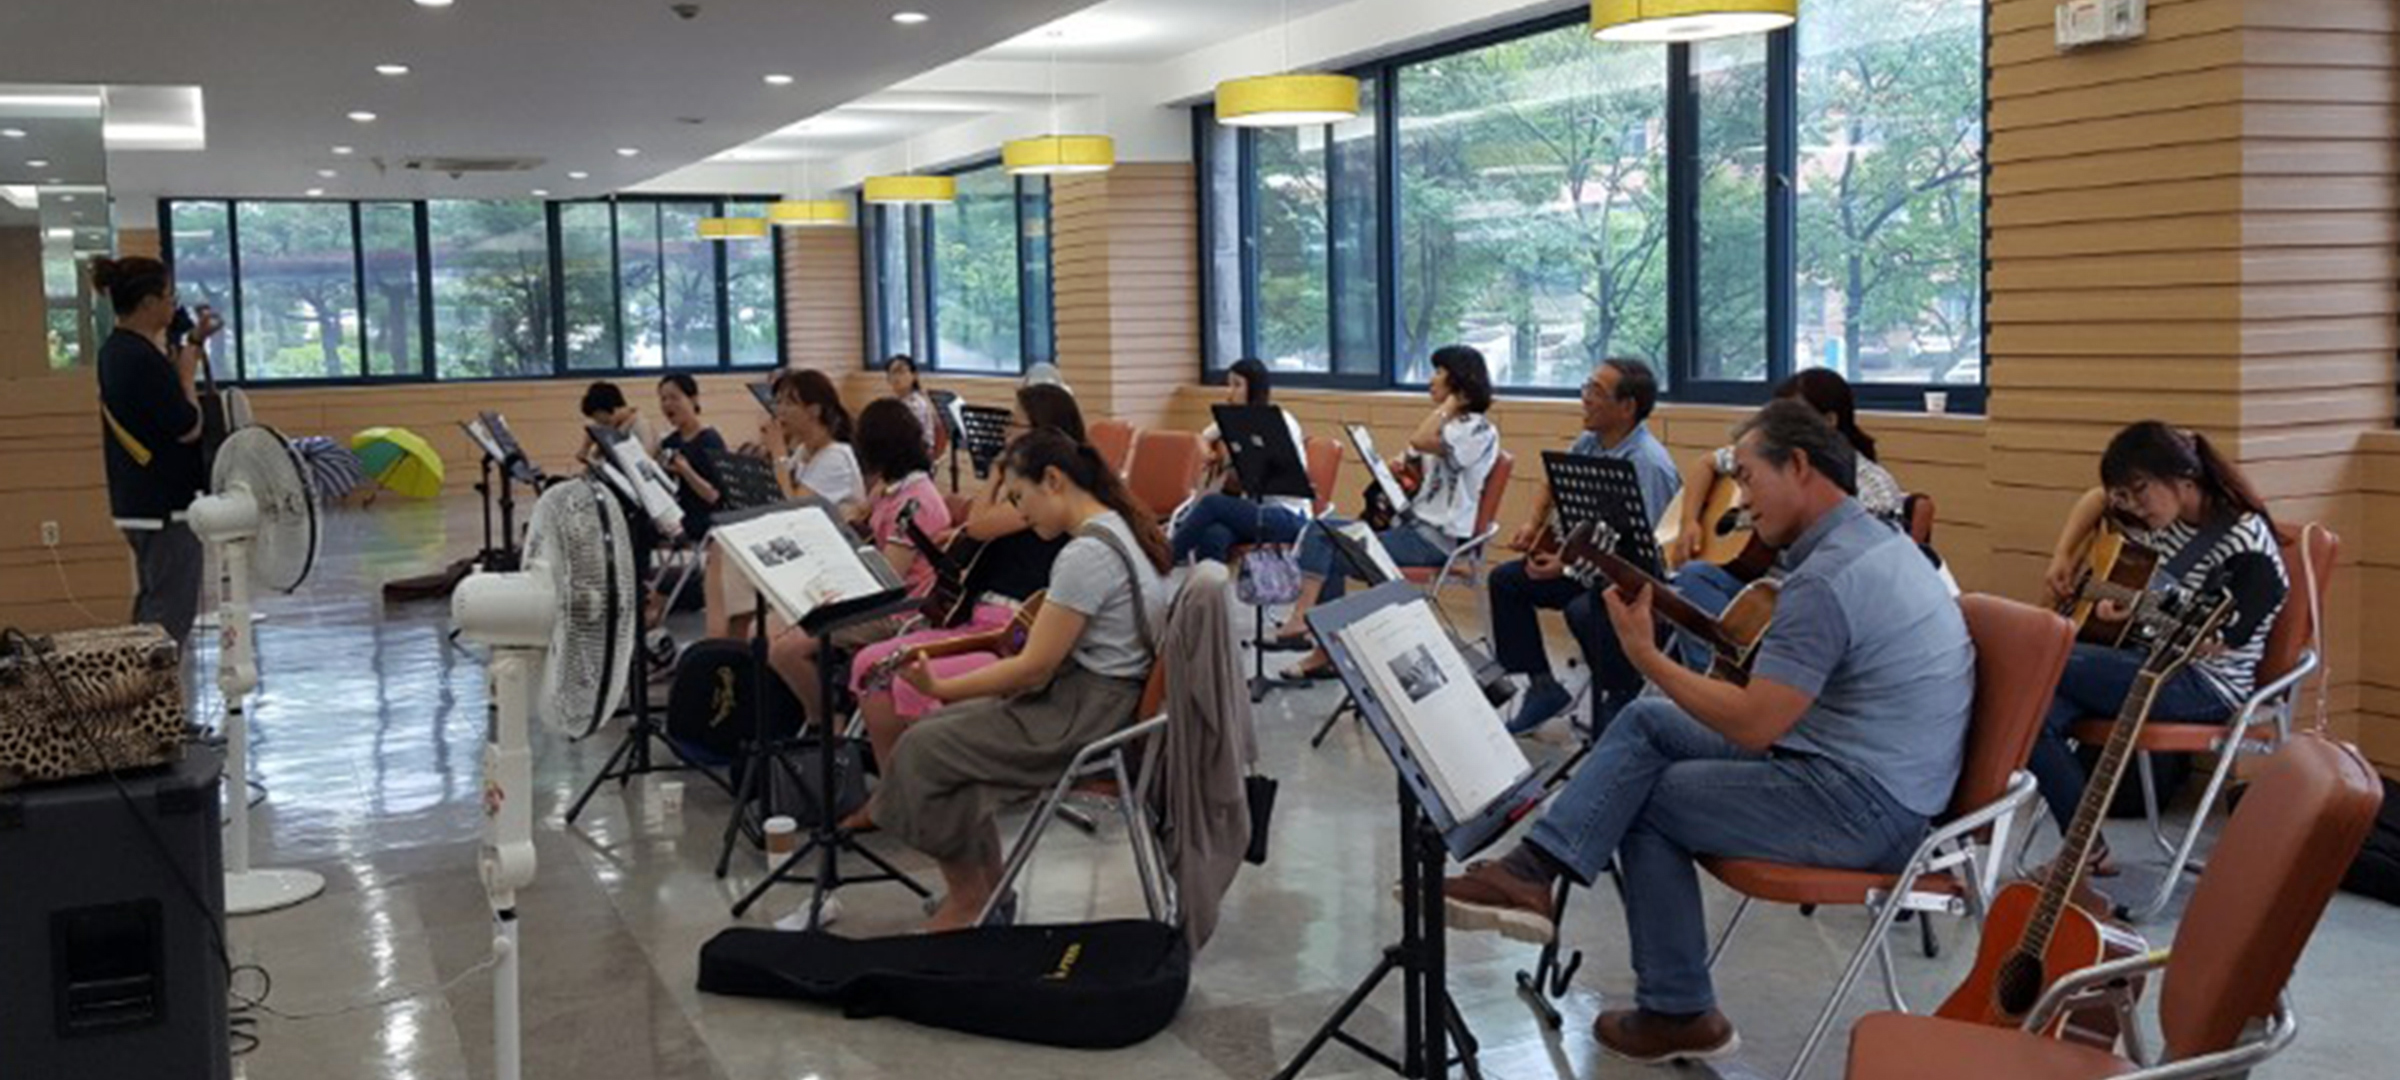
left=1591, top=0, right=1796, bottom=42
left=697, top=216, right=769, bottom=241
left=767, top=199, right=850, bottom=227
left=1215, top=0, right=1360, bottom=129
left=1004, top=29, right=1116, bottom=177
left=864, top=137, right=956, bottom=205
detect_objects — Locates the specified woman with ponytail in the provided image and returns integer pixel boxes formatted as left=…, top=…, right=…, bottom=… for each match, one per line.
left=872, top=429, right=1170, bottom=929
left=2028, top=420, right=2288, bottom=877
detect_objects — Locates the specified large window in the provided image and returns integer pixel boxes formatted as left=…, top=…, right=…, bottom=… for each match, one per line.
left=1200, top=2, right=1984, bottom=407
left=863, top=163, right=1053, bottom=373
left=163, top=196, right=782, bottom=382
left=1796, top=0, right=1985, bottom=386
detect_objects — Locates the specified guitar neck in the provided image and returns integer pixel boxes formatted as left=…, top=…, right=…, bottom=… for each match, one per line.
left=2024, top=668, right=2161, bottom=951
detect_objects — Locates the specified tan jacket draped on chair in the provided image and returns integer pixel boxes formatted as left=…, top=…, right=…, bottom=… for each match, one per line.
left=1152, top=561, right=1258, bottom=950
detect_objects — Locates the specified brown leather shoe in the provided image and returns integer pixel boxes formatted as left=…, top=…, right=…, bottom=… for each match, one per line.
left=1441, top=859, right=1557, bottom=943
left=1594, top=1008, right=1741, bottom=1065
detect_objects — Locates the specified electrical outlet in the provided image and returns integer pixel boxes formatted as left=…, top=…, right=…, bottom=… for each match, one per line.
left=40, top=520, right=61, bottom=547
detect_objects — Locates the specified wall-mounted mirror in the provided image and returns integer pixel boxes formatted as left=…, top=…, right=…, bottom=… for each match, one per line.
left=0, top=83, right=113, bottom=375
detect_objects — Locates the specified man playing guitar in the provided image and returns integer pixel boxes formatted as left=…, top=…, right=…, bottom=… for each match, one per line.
left=1442, top=400, right=1974, bottom=1065
left=1485, top=358, right=1680, bottom=735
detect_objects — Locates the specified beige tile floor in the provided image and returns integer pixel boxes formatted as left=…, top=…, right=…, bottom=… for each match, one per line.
left=201, top=496, right=2397, bottom=1079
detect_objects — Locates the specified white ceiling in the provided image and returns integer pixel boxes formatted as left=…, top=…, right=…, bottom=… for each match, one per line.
left=0, top=0, right=1099, bottom=206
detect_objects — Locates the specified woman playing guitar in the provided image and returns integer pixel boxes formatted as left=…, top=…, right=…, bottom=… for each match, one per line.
left=1168, top=357, right=1311, bottom=564
left=842, top=384, right=1083, bottom=770
left=2026, top=421, right=2287, bottom=883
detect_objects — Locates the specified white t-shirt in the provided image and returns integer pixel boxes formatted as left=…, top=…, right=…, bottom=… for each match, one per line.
left=789, top=442, right=862, bottom=509
left=1407, top=413, right=1500, bottom=541
left=1201, top=407, right=1311, bottom=515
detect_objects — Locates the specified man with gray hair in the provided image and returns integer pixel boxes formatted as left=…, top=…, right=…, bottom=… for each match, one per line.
left=1442, top=398, right=1974, bottom=1064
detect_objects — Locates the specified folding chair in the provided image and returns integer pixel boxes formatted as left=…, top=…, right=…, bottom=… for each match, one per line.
left=1844, top=734, right=2381, bottom=1080
left=1124, top=429, right=1207, bottom=519
left=1398, top=449, right=1514, bottom=638
left=977, top=595, right=1180, bottom=927
left=1701, top=595, right=2075, bottom=1080
left=1089, top=419, right=1138, bottom=477
left=2068, top=521, right=2337, bottom=922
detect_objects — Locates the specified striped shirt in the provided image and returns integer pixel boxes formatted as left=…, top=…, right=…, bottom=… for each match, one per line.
left=2131, top=513, right=2287, bottom=704
left=1714, top=444, right=1908, bottom=525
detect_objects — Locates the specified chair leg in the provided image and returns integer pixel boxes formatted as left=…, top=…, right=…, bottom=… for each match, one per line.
left=1785, top=889, right=1917, bottom=1080
left=982, top=784, right=1070, bottom=926
left=1917, top=912, right=1940, bottom=960
left=2136, top=753, right=2174, bottom=859
left=1876, top=934, right=1908, bottom=1012
left=1706, top=896, right=1754, bottom=970
left=2130, top=744, right=2244, bottom=923
left=1111, top=753, right=1166, bottom=923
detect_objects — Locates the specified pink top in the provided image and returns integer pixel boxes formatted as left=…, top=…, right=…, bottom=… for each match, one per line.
left=867, top=472, right=949, bottom=597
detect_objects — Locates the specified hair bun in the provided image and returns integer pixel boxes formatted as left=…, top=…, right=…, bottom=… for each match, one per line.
left=91, top=257, right=124, bottom=292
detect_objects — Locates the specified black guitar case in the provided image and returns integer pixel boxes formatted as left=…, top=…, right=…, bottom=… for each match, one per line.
left=698, top=919, right=1189, bottom=1049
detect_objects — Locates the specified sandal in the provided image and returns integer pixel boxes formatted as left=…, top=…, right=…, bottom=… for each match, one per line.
left=1261, top=630, right=1314, bottom=653
left=1281, top=658, right=1338, bottom=681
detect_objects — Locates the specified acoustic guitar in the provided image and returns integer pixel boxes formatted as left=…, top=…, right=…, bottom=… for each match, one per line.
left=1360, top=457, right=1422, bottom=533
left=1677, top=476, right=1777, bottom=582
left=1557, top=522, right=1779, bottom=685
left=1935, top=581, right=2234, bottom=1033
left=2055, top=518, right=2163, bottom=647
left=857, top=592, right=1046, bottom=692
left=895, top=497, right=989, bottom=630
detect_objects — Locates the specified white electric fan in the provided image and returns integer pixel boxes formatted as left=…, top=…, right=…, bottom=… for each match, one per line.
left=186, top=425, right=323, bottom=915
left=451, top=476, right=637, bottom=1080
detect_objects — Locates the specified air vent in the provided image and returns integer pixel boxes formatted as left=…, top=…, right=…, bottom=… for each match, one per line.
left=402, top=156, right=546, bottom=176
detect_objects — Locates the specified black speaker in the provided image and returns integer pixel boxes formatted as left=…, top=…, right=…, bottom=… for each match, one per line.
left=0, top=746, right=229, bottom=1080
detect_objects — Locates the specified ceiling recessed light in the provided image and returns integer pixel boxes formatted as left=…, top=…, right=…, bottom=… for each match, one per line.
left=46, top=178, right=62, bottom=185
left=332, top=145, right=355, bottom=156
left=376, top=63, right=412, bottom=76
left=306, top=187, right=325, bottom=197
left=892, top=11, right=929, bottom=24
left=567, top=170, right=590, bottom=180
left=764, top=73, right=794, bottom=86
left=0, top=128, right=24, bottom=139
left=26, top=159, right=48, bottom=168
left=531, top=188, right=550, bottom=197
left=414, top=0, right=453, bottom=7
left=616, top=147, right=640, bottom=157
left=317, top=168, right=338, bottom=178
left=347, top=110, right=378, bottom=123
left=58, top=194, right=75, bottom=203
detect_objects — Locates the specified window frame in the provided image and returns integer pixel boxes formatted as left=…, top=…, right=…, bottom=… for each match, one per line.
left=861, top=157, right=1055, bottom=377
left=160, top=193, right=785, bottom=387
left=1193, top=3, right=1989, bottom=412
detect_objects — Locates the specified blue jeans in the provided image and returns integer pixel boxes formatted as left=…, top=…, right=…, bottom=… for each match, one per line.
left=1528, top=698, right=1926, bottom=1014
left=1295, top=518, right=1453, bottom=603
left=1487, top=559, right=1647, bottom=725
left=1172, top=493, right=1307, bottom=565
left=1669, top=562, right=1748, bottom=671
left=2029, top=642, right=2233, bottom=830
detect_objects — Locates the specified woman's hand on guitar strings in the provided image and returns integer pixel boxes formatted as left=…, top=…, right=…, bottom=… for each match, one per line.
left=2043, top=556, right=2079, bottom=605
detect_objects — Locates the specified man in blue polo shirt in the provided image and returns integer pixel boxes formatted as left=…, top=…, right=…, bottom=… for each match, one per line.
left=1485, top=357, right=1681, bottom=735
left=1443, top=399, right=1973, bottom=1064
left=94, top=256, right=220, bottom=646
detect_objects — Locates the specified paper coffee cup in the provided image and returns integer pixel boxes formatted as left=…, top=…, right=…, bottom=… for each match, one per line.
left=1924, top=390, right=1948, bottom=415
left=659, top=779, right=686, bottom=815
left=764, top=815, right=800, bottom=859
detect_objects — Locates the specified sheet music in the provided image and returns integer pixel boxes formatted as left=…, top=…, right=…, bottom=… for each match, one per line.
left=1346, top=424, right=1411, bottom=515
left=1336, top=600, right=1530, bottom=819
left=590, top=423, right=684, bottom=536
left=1336, top=521, right=1406, bottom=583
left=461, top=418, right=506, bottom=463
left=711, top=506, right=889, bottom=626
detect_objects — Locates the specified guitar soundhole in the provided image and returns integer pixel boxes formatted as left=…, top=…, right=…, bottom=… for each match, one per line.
left=1994, top=952, right=2045, bottom=1018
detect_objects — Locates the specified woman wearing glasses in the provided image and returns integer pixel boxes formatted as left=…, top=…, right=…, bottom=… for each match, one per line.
left=2027, top=420, right=2287, bottom=881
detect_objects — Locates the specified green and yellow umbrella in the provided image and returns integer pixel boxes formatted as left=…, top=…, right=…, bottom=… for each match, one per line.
left=348, top=427, right=446, bottom=499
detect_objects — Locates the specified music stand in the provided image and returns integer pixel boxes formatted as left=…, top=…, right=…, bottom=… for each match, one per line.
left=958, top=404, right=1013, bottom=480
left=928, top=389, right=967, bottom=490
left=746, top=379, right=776, bottom=414
left=1346, top=423, right=1410, bottom=519
left=710, top=498, right=932, bottom=926
left=1307, top=526, right=1512, bottom=749
left=1214, top=405, right=1317, bottom=703
left=1542, top=452, right=1664, bottom=579
left=1276, top=583, right=1544, bottom=1080
left=712, top=450, right=787, bottom=514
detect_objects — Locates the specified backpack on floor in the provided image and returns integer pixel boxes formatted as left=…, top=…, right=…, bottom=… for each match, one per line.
left=664, top=638, right=804, bottom=763
left=2342, top=774, right=2400, bottom=906
left=697, top=919, right=1190, bottom=1049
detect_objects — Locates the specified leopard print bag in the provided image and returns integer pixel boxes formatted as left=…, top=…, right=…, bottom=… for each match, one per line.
left=0, top=626, right=187, bottom=790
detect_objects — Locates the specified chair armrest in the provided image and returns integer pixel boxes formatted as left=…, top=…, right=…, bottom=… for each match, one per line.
left=2115, top=996, right=2298, bottom=1080
left=2023, top=948, right=2173, bottom=1033
left=1924, top=771, right=2041, bottom=853
left=2233, top=648, right=2317, bottom=731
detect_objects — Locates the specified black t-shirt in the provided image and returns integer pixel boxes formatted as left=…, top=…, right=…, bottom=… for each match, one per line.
left=971, top=530, right=1069, bottom=603
left=659, top=427, right=728, bottom=538
left=98, top=329, right=205, bottom=523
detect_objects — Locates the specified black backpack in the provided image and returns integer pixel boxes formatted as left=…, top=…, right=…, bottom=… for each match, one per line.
left=698, top=919, right=1190, bottom=1049
left=2342, top=774, right=2400, bottom=906
left=664, top=639, right=803, bottom=763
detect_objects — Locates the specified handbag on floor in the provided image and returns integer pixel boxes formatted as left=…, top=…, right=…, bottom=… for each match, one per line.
left=698, top=918, right=1190, bottom=1049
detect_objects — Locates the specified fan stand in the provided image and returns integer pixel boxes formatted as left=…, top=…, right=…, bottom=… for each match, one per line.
left=564, top=583, right=727, bottom=824
left=205, top=529, right=325, bottom=916
left=480, top=645, right=539, bottom=1080
left=721, top=593, right=930, bottom=923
